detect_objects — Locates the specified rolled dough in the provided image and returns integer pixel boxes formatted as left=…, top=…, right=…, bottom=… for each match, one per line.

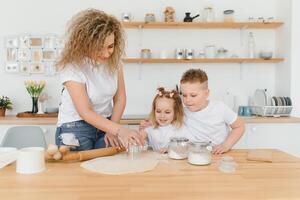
left=81, top=151, right=161, bottom=175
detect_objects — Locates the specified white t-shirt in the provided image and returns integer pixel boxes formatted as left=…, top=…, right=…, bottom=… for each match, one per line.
left=145, top=124, right=185, bottom=151
left=183, top=100, right=237, bottom=145
left=57, top=63, right=118, bottom=126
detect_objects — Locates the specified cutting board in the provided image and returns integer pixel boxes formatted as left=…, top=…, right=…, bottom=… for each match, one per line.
left=16, top=111, right=58, bottom=118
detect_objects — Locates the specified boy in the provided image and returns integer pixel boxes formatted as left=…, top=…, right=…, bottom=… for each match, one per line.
left=180, top=68, right=245, bottom=154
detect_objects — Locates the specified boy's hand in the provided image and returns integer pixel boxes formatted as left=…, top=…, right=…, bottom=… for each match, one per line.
left=139, top=119, right=152, bottom=131
left=212, top=143, right=231, bottom=155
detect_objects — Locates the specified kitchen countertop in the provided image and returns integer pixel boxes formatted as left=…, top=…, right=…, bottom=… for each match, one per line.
left=1, top=115, right=300, bottom=125
left=0, top=149, right=300, bottom=200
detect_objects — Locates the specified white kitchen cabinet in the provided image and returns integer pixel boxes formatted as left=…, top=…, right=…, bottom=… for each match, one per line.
left=246, top=123, right=300, bottom=157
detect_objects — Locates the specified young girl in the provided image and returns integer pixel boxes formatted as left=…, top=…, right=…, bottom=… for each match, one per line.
left=55, top=9, right=142, bottom=151
left=140, top=87, right=184, bottom=153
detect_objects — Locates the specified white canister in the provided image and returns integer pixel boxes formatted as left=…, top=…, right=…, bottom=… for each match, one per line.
left=16, top=147, right=45, bottom=174
left=185, top=49, right=194, bottom=59
left=175, top=49, right=184, bottom=59
left=204, top=45, right=216, bottom=58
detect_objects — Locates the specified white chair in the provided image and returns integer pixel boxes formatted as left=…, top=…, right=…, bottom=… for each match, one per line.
left=1, top=126, right=47, bottom=149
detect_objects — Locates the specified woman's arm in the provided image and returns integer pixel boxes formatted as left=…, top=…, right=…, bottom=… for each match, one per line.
left=64, top=79, right=141, bottom=148
left=105, top=67, right=126, bottom=147
left=212, top=117, right=245, bottom=154
left=110, top=67, right=126, bottom=123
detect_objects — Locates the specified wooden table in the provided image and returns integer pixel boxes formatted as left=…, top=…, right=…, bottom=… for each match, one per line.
left=1, top=149, right=300, bottom=200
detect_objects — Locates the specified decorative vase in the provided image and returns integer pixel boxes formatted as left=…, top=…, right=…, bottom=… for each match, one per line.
left=0, top=108, right=6, bottom=117
left=31, top=97, right=39, bottom=113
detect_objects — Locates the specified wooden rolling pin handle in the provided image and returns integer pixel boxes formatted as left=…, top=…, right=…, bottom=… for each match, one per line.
left=62, top=152, right=80, bottom=161
left=79, top=147, right=125, bottom=161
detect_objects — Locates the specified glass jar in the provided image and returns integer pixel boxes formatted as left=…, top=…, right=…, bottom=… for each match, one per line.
left=223, top=10, right=235, bottom=22
left=203, top=7, right=215, bottom=22
left=168, top=137, right=189, bottom=159
left=140, top=49, right=151, bottom=58
left=188, top=142, right=212, bottom=165
left=216, top=47, right=228, bottom=58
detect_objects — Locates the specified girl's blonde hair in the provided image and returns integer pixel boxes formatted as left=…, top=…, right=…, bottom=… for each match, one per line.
left=57, top=9, right=125, bottom=73
left=149, top=87, right=184, bottom=129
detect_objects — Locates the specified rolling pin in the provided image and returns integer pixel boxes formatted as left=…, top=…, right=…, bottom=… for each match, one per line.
left=62, top=147, right=125, bottom=161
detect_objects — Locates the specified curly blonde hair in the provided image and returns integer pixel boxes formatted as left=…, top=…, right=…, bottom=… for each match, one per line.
left=149, top=87, right=184, bottom=129
left=57, top=9, right=125, bottom=73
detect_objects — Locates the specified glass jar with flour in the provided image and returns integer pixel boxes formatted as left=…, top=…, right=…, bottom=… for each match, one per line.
left=188, top=142, right=212, bottom=165
left=168, top=137, right=189, bottom=159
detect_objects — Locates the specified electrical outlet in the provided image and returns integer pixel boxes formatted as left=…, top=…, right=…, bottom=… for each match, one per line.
left=5, top=63, right=19, bottom=73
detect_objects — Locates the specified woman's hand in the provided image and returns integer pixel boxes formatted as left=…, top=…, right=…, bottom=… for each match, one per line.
left=117, top=127, right=144, bottom=149
left=212, top=143, right=231, bottom=155
left=104, top=133, right=122, bottom=148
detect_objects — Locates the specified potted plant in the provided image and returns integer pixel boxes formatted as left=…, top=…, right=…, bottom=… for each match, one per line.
left=0, top=96, right=13, bottom=116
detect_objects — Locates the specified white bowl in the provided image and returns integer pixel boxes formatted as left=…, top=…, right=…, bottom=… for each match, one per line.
left=259, top=51, right=273, bottom=59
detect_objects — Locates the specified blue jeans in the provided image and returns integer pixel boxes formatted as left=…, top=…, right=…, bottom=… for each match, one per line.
left=55, top=120, right=107, bottom=151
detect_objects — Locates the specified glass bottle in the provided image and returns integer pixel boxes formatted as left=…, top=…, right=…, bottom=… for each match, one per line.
left=248, top=32, right=256, bottom=58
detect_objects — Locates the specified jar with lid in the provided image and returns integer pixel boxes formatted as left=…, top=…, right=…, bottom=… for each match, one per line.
left=204, top=45, right=216, bottom=58
left=145, top=13, right=156, bottom=22
left=140, top=49, right=151, bottom=58
left=188, top=142, right=212, bottom=165
left=203, top=6, right=214, bottom=22
left=216, top=47, right=229, bottom=58
left=168, top=137, right=189, bottom=159
left=223, top=10, right=235, bottom=22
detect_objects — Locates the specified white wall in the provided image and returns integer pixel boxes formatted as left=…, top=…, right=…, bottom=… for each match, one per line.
left=290, top=0, right=300, bottom=116
left=0, top=0, right=294, bottom=116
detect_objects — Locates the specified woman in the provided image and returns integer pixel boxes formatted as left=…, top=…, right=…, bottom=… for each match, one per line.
left=55, top=9, right=141, bottom=150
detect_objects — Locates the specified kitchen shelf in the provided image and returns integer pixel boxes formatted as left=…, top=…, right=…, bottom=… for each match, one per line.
left=122, top=58, right=284, bottom=64
left=122, top=21, right=284, bottom=29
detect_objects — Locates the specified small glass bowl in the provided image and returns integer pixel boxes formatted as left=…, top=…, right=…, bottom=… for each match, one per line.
left=218, top=156, right=237, bottom=173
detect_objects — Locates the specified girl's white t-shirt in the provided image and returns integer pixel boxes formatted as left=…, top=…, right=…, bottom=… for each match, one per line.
left=183, top=100, right=237, bottom=145
left=145, top=124, right=185, bottom=150
left=57, top=63, right=118, bottom=126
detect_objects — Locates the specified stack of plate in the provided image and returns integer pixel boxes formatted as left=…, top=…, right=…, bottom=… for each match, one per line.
left=252, top=89, right=293, bottom=117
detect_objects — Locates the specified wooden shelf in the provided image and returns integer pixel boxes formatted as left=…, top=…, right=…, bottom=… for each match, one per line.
left=122, top=22, right=284, bottom=29
left=123, top=58, right=284, bottom=64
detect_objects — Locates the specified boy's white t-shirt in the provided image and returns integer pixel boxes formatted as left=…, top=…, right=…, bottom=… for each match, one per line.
left=57, top=63, right=118, bottom=126
left=145, top=124, right=185, bottom=151
left=183, top=100, right=237, bottom=145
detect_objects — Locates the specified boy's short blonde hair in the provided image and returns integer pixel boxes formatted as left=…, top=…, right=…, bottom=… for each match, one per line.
left=180, top=68, right=208, bottom=89
left=57, top=9, right=125, bottom=74
left=149, top=87, right=184, bottom=129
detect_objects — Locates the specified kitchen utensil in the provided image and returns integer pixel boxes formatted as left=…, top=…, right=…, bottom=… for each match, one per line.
left=16, top=147, right=45, bottom=174
left=185, top=49, right=194, bottom=59
left=203, top=7, right=214, bottom=22
left=188, top=142, right=212, bottom=165
left=175, top=48, right=184, bottom=59
left=218, top=156, right=237, bottom=173
left=60, top=147, right=125, bottom=162
left=204, top=45, right=216, bottom=58
left=121, top=12, right=132, bottom=22
left=183, top=12, right=200, bottom=22
left=254, top=89, right=267, bottom=106
left=145, top=13, right=155, bottom=22
left=168, top=137, right=189, bottom=159
left=223, top=10, right=235, bottom=22
left=259, top=51, right=273, bottom=59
